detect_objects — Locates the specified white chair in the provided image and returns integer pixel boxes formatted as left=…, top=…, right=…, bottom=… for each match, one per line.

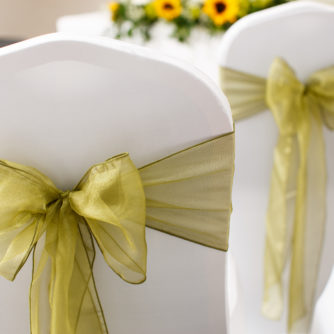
left=56, top=12, right=223, bottom=83
left=310, top=265, right=334, bottom=334
left=0, top=33, right=233, bottom=334
left=219, top=2, right=334, bottom=333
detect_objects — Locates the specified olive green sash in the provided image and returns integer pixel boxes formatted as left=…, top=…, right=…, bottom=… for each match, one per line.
left=0, top=131, right=234, bottom=334
left=221, top=58, right=334, bottom=333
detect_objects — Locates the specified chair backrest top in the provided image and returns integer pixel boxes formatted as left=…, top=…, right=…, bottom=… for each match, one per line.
left=0, top=33, right=232, bottom=190
left=219, top=1, right=334, bottom=80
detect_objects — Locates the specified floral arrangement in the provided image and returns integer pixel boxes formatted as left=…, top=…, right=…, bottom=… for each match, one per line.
left=108, top=0, right=288, bottom=41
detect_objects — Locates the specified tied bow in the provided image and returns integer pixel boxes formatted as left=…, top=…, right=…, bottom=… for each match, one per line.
left=0, top=131, right=235, bottom=334
left=0, top=154, right=146, bottom=334
left=220, top=58, right=334, bottom=333
left=264, top=58, right=334, bottom=332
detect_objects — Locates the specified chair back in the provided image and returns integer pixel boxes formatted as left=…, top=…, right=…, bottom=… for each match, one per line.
left=0, top=33, right=233, bottom=334
left=219, top=2, right=334, bottom=333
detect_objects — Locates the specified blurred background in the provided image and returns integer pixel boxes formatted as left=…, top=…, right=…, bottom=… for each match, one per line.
left=0, top=0, right=333, bottom=43
left=0, top=0, right=106, bottom=42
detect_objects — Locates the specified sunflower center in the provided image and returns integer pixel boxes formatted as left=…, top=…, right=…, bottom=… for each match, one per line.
left=215, top=1, right=226, bottom=13
left=163, top=2, right=174, bottom=10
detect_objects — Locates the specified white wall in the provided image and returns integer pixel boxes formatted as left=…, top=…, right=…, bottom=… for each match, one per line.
left=0, top=0, right=105, bottom=38
left=1, top=0, right=334, bottom=39
left=1, top=0, right=334, bottom=40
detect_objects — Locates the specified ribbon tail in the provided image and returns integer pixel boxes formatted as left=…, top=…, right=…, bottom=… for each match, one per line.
left=262, top=134, right=299, bottom=319
left=30, top=233, right=52, bottom=334
left=288, top=103, right=326, bottom=333
left=30, top=199, right=108, bottom=334
left=73, top=220, right=108, bottom=334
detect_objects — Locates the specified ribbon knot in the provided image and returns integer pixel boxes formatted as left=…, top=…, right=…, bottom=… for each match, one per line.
left=266, top=58, right=309, bottom=137
left=302, top=84, right=309, bottom=96
left=59, top=190, right=70, bottom=199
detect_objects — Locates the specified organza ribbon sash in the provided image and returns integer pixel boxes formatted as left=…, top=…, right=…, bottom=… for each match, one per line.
left=0, top=131, right=234, bottom=334
left=221, top=58, right=334, bottom=333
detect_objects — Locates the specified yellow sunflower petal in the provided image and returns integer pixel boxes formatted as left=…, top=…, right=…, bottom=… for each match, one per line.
left=203, top=0, right=239, bottom=26
left=153, top=0, right=182, bottom=21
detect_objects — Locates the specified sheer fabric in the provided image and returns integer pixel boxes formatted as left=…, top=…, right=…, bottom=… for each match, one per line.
left=221, top=58, right=334, bottom=333
left=0, top=131, right=234, bottom=334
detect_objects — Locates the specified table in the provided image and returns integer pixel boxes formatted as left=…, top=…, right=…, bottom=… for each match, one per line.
left=57, top=11, right=223, bottom=84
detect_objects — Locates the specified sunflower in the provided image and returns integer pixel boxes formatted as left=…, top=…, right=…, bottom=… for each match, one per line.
left=153, top=0, right=182, bottom=21
left=202, top=0, right=239, bottom=26
left=108, top=2, right=120, bottom=21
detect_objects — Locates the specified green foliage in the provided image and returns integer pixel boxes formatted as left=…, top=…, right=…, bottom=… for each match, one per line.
left=110, top=0, right=290, bottom=42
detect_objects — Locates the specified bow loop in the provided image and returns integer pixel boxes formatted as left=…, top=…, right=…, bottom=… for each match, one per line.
left=307, top=66, right=334, bottom=130
left=266, top=58, right=306, bottom=135
left=0, top=160, right=59, bottom=281
left=69, top=153, right=147, bottom=284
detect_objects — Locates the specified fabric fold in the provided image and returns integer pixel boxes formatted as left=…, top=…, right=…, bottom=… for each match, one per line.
left=140, top=132, right=235, bottom=251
